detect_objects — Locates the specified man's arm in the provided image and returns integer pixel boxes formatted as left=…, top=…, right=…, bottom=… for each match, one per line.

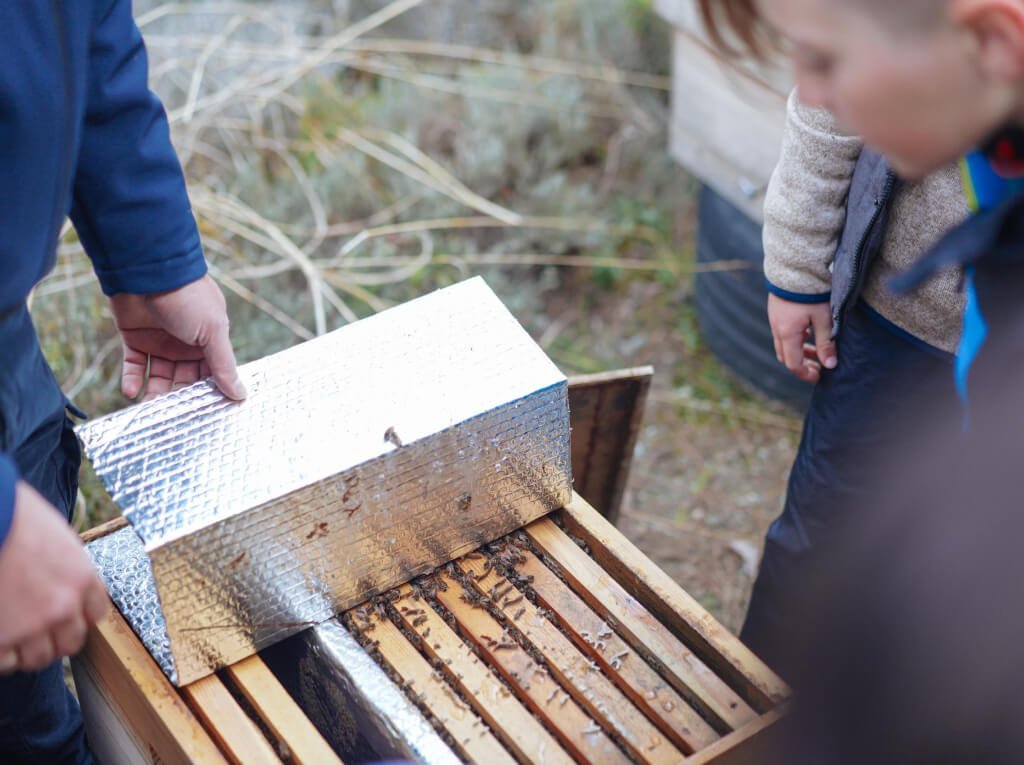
left=70, top=0, right=206, bottom=298
left=763, top=90, right=863, bottom=382
left=71, top=0, right=244, bottom=400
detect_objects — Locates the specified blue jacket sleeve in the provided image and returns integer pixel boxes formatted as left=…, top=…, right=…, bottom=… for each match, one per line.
left=70, top=0, right=208, bottom=296
left=0, top=454, right=17, bottom=551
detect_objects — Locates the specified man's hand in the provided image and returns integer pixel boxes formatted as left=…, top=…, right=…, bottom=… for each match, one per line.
left=768, top=294, right=838, bottom=384
left=0, top=483, right=109, bottom=674
left=110, top=274, right=247, bottom=401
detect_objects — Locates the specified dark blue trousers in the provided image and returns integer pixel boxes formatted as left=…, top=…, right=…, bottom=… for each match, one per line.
left=0, top=306, right=92, bottom=764
left=739, top=303, right=958, bottom=680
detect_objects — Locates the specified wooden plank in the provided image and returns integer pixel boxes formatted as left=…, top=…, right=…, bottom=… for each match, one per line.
left=182, top=674, right=282, bottom=765
left=224, top=656, right=343, bottom=765
left=389, top=585, right=572, bottom=764
left=71, top=659, right=149, bottom=765
left=73, top=609, right=228, bottom=764
left=684, top=707, right=787, bottom=764
left=359, top=611, right=516, bottom=765
left=668, top=30, right=787, bottom=221
left=555, top=493, right=789, bottom=712
left=80, top=515, right=129, bottom=544
left=431, top=574, right=631, bottom=764
left=71, top=659, right=155, bottom=765
left=516, top=548, right=720, bottom=753
left=526, top=517, right=757, bottom=731
left=568, top=367, right=653, bottom=523
left=458, top=553, right=686, bottom=763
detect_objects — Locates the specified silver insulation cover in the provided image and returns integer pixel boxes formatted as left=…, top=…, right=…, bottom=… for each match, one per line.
left=78, top=277, right=571, bottom=685
left=303, top=620, right=462, bottom=764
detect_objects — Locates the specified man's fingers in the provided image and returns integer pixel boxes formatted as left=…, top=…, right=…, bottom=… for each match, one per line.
left=51, top=614, right=88, bottom=658
left=121, top=345, right=148, bottom=399
left=83, top=579, right=109, bottom=626
left=0, top=648, right=17, bottom=675
left=171, top=360, right=201, bottom=391
left=143, top=356, right=176, bottom=401
left=202, top=322, right=246, bottom=401
left=811, top=311, right=838, bottom=370
left=16, top=634, right=56, bottom=672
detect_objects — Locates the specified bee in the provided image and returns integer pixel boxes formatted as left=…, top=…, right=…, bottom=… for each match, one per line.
left=384, top=426, right=403, bottom=448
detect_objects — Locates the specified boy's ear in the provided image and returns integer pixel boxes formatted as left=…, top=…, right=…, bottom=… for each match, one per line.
left=953, top=0, right=1024, bottom=81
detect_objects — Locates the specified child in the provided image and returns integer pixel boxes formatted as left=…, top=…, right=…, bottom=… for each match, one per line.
left=743, top=91, right=967, bottom=674
left=698, top=0, right=1024, bottom=672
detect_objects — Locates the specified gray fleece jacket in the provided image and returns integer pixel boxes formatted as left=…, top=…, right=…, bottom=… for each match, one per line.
left=762, top=91, right=967, bottom=354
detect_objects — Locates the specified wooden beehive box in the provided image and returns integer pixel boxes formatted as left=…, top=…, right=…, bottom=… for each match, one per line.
left=71, top=370, right=787, bottom=763
left=72, top=493, right=786, bottom=764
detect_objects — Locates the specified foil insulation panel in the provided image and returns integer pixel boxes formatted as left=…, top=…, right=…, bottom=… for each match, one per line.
left=298, top=620, right=461, bottom=764
left=78, top=277, right=571, bottom=685
left=85, top=526, right=178, bottom=683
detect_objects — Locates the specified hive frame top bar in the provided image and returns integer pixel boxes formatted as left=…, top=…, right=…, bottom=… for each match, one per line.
left=78, top=276, right=565, bottom=550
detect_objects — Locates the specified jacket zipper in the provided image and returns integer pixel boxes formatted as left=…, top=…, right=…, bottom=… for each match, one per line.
left=832, top=169, right=898, bottom=335
left=50, top=0, right=74, bottom=260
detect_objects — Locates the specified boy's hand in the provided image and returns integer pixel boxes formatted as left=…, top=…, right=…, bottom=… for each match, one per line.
left=768, top=294, right=838, bottom=384
left=0, top=482, right=109, bottom=674
left=110, top=274, right=247, bottom=402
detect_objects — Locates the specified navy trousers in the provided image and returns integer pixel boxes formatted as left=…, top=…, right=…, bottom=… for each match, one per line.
left=739, top=302, right=958, bottom=680
left=0, top=306, right=92, bottom=764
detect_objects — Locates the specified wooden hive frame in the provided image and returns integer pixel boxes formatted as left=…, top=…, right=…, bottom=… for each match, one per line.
left=73, top=494, right=786, bottom=764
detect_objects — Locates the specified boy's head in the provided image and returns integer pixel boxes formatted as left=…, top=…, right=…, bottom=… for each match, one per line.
left=700, top=0, right=1024, bottom=179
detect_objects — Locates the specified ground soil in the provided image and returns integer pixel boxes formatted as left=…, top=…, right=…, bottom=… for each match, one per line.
left=527, top=269, right=803, bottom=635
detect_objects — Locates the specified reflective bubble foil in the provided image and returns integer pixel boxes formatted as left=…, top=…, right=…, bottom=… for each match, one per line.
left=86, top=526, right=179, bottom=683
left=78, top=278, right=571, bottom=685
left=305, top=620, right=461, bottom=763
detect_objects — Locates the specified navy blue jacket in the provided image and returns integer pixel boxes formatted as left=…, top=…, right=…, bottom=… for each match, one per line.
left=0, top=1, right=207, bottom=545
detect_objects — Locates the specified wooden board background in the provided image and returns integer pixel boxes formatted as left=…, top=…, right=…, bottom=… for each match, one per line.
left=655, top=0, right=791, bottom=221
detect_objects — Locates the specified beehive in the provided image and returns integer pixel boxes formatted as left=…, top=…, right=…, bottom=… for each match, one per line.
left=73, top=493, right=787, bottom=764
